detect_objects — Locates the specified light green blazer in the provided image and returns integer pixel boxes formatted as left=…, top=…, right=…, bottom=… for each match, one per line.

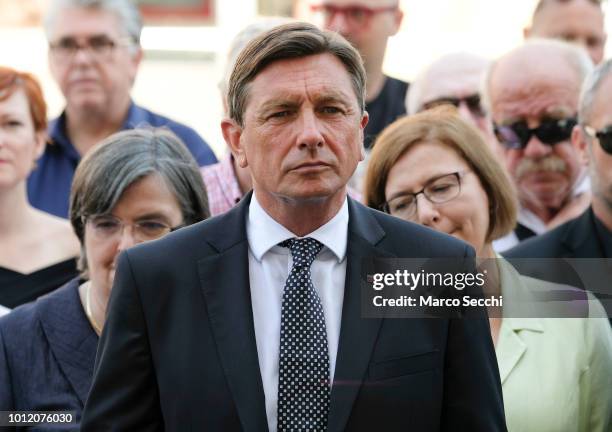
left=496, top=258, right=612, bottom=432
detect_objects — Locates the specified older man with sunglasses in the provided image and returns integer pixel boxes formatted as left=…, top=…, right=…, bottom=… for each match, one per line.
left=406, top=52, right=504, bottom=161
left=484, top=39, right=594, bottom=251
left=506, top=60, right=612, bottom=321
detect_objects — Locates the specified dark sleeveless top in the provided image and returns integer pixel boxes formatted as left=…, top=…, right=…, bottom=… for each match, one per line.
left=0, top=258, right=79, bottom=309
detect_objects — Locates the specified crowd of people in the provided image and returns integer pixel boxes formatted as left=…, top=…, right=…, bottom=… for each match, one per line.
left=0, top=0, right=611, bottom=430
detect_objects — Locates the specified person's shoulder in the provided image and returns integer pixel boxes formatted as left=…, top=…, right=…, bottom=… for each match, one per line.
left=384, top=75, right=410, bottom=94
left=504, top=220, right=572, bottom=258
left=0, top=281, right=78, bottom=338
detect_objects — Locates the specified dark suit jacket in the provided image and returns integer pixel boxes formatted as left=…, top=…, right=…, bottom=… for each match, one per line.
left=504, top=207, right=612, bottom=322
left=505, top=207, right=605, bottom=259
left=0, top=278, right=97, bottom=431
left=81, top=195, right=507, bottom=431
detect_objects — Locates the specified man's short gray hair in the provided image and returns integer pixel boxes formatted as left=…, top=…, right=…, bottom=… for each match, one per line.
left=44, top=0, right=142, bottom=45
left=69, top=128, right=210, bottom=272
left=579, top=58, right=612, bottom=124
left=481, top=38, right=594, bottom=114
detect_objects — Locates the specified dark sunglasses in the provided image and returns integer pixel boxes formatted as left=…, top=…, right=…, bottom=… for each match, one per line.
left=422, top=94, right=486, bottom=118
left=493, top=117, right=577, bottom=150
left=584, top=125, right=612, bottom=155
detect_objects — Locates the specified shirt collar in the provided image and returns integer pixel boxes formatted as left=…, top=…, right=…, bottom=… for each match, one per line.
left=246, top=193, right=348, bottom=263
left=48, top=100, right=140, bottom=162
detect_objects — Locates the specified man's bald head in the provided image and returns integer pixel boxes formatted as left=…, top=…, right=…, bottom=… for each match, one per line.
left=525, top=0, right=606, bottom=64
left=407, top=52, right=490, bottom=115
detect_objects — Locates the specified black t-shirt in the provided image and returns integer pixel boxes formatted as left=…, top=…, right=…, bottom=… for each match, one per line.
left=364, top=75, right=409, bottom=149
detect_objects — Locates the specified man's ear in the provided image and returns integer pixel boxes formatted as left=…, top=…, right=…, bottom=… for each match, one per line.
left=572, top=125, right=590, bottom=166
left=221, top=118, right=248, bottom=168
left=523, top=26, right=532, bottom=40
left=390, top=9, right=404, bottom=36
left=359, top=111, right=369, bottom=161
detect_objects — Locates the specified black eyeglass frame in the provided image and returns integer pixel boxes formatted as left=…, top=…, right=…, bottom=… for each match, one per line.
left=421, top=94, right=486, bottom=118
left=493, top=117, right=577, bottom=150
left=583, top=124, right=612, bottom=155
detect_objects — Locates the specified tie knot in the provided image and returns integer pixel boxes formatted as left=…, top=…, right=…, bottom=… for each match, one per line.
left=280, top=237, right=324, bottom=268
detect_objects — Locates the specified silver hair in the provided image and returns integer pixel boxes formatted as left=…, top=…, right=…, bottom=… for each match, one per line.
left=69, top=128, right=210, bottom=272
left=579, top=58, right=612, bottom=124
left=406, top=52, right=490, bottom=115
left=481, top=38, right=594, bottom=114
left=44, top=0, right=142, bottom=46
left=220, top=17, right=294, bottom=110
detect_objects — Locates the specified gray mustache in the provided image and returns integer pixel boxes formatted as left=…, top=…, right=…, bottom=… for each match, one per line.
left=516, top=155, right=567, bottom=178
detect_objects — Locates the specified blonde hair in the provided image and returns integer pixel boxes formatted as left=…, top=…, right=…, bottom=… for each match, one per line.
left=364, top=106, right=517, bottom=243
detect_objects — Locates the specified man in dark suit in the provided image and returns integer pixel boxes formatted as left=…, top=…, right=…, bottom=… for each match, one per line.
left=506, top=58, right=612, bottom=320
left=81, top=23, right=506, bottom=431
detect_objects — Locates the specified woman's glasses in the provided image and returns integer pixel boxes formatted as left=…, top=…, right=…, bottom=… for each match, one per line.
left=85, top=215, right=182, bottom=243
left=493, top=117, right=577, bottom=150
left=382, top=171, right=468, bottom=220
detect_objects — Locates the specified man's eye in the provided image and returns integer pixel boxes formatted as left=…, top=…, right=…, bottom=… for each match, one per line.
left=321, top=106, right=342, bottom=114
left=89, top=37, right=114, bottom=50
left=269, top=111, right=291, bottom=119
left=58, top=39, right=79, bottom=50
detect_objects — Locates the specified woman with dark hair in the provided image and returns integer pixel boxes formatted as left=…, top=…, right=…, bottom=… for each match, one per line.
left=0, top=128, right=209, bottom=428
left=0, top=66, right=79, bottom=309
left=364, top=106, right=612, bottom=432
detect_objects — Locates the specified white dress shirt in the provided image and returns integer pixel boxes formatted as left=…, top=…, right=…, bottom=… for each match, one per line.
left=246, top=194, right=348, bottom=432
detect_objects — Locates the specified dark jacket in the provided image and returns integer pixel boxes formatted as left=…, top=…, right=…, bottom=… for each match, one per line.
left=0, top=278, right=97, bottom=431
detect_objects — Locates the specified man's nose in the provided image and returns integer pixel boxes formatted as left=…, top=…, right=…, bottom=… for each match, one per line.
left=71, top=45, right=96, bottom=64
left=297, top=110, right=324, bottom=150
left=523, top=134, right=553, bottom=159
left=415, top=195, right=440, bottom=227
left=326, top=11, right=350, bottom=35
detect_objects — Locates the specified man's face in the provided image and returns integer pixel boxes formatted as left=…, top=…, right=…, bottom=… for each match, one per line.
left=489, top=52, right=582, bottom=212
left=307, top=0, right=402, bottom=67
left=47, top=7, right=141, bottom=114
left=223, top=53, right=367, bottom=205
left=527, top=0, right=606, bottom=64
left=579, top=74, right=612, bottom=211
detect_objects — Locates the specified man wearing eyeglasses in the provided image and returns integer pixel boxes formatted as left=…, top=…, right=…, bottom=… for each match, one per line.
left=300, top=0, right=407, bottom=150
left=27, top=0, right=217, bottom=219
left=484, top=39, right=594, bottom=251
left=524, top=0, right=607, bottom=65
left=406, top=52, right=504, bottom=161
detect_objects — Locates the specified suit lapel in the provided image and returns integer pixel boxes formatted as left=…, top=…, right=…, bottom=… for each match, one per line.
left=562, top=209, right=603, bottom=257
left=328, top=200, right=390, bottom=432
left=38, top=280, right=98, bottom=405
left=197, top=194, right=269, bottom=431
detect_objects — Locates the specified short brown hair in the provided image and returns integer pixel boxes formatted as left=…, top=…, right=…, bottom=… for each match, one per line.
left=364, top=106, right=517, bottom=243
left=0, top=66, right=47, bottom=132
left=227, top=21, right=366, bottom=126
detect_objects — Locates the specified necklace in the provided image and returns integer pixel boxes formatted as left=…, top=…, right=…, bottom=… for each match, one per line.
left=84, top=281, right=103, bottom=336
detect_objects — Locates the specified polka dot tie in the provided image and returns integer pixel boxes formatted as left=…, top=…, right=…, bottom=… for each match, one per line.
left=277, top=237, right=330, bottom=432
